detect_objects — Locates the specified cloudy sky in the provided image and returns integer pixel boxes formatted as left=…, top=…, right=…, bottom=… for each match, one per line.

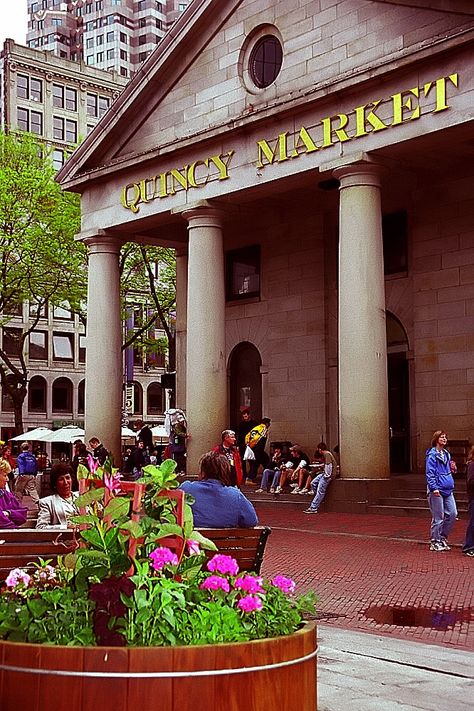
left=0, top=6, right=29, bottom=47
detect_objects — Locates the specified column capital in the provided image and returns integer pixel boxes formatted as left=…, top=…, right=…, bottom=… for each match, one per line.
left=172, top=200, right=224, bottom=228
left=319, top=152, right=383, bottom=189
left=76, top=229, right=124, bottom=254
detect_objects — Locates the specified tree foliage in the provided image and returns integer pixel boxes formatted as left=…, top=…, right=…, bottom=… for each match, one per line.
left=0, top=131, right=176, bottom=433
left=0, top=131, right=85, bottom=431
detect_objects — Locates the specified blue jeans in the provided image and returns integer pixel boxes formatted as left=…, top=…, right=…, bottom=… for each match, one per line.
left=427, top=492, right=457, bottom=542
left=308, top=473, right=331, bottom=511
left=462, top=500, right=474, bottom=552
left=261, top=468, right=280, bottom=489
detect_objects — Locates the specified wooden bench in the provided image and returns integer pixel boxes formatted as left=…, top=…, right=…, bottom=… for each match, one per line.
left=0, top=525, right=271, bottom=580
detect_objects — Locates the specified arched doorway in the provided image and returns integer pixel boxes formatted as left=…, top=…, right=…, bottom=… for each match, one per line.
left=229, top=342, right=262, bottom=430
left=386, top=312, right=410, bottom=473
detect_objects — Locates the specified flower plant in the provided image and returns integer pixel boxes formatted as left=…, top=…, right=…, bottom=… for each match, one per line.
left=0, top=458, right=317, bottom=647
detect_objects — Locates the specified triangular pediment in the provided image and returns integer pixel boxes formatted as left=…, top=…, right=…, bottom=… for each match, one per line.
left=58, top=0, right=474, bottom=190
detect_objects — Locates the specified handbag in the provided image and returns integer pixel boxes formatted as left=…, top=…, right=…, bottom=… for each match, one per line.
left=243, top=445, right=256, bottom=461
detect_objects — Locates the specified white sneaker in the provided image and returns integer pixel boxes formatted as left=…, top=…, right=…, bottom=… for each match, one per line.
left=255, top=488, right=264, bottom=493
left=289, top=482, right=298, bottom=488
left=269, top=487, right=275, bottom=493
left=275, top=486, right=282, bottom=494
left=291, top=487, right=301, bottom=494
left=299, top=489, right=310, bottom=494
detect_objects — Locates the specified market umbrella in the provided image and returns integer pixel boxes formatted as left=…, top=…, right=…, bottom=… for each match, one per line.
left=36, top=425, right=85, bottom=444
left=151, top=425, right=168, bottom=439
left=10, top=427, right=54, bottom=441
left=121, top=427, right=136, bottom=438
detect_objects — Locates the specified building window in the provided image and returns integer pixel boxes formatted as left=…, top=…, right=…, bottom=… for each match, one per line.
left=97, top=51, right=104, bottom=62
left=120, top=67, right=128, bottom=77
left=107, top=30, right=114, bottom=41
left=29, top=331, right=48, bottom=360
left=156, top=1, right=163, bottom=11
left=226, top=246, right=260, bottom=300
left=87, top=93, right=98, bottom=117
left=97, top=34, right=104, bottom=45
left=86, top=55, right=94, bottom=65
left=28, top=376, right=47, bottom=413
left=98, top=96, right=110, bottom=116
left=53, top=303, right=73, bottom=319
left=147, top=382, right=163, bottom=415
left=29, top=300, right=47, bottom=318
left=139, top=17, right=146, bottom=27
left=1, top=375, right=16, bottom=412
left=155, top=19, right=162, bottom=29
left=107, top=48, right=115, bottom=59
left=139, top=51, right=148, bottom=62
left=53, top=83, right=64, bottom=107
left=137, top=0, right=146, bottom=10
left=65, top=87, right=77, bottom=111
left=120, top=32, right=127, bottom=43
left=2, top=328, right=22, bottom=358
left=52, top=148, right=64, bottom=170
left=17, top=108, right=43, bottom=135
left=52, top=377, right=73, bottom=411
left=133, top=382, right=143, bottom=415
left=53, top=116, right=65, bottom=140
left=120, top=49, right=127, bottom=60
left=65, top=119, right=77, bottom=143
left=383, top=210, right=408, bottom=275
left=79, top=335, right=86, bottom=363
left=78, top=380, right=85, bottom=413
left=30, top=78, right=42, bottom=102
left=86, top=37, right=94, bottom=48
left=138, top=34, right=147, bottom=45
left=249, top=35, right=283, bottom=89
left=52, top=333, right=74, bottom=361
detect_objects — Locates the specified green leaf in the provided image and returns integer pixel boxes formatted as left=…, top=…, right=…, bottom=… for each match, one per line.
left=70, top=514, right=97, bottom=525
left=103, top=496, right=131, bottom=522
left=119, top=520, right=143, bottom=538
left=190, top=530, right=218, bottom=551
left=75, top=488, right=105, bottom=506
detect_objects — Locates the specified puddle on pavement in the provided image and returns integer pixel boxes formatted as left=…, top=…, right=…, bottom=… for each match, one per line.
left=364, top=605, right=473, bottom=630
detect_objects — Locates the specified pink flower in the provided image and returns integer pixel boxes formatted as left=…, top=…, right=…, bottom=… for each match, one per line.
left=103, top=471, right=122, bottom=494
left=37, top=565, right=57, bottom=581
left=5, top=568, right=31, bottom=588
left=87, top=454, right=99, bottom=473
left=149, top=547, right=179, bottom=571
left=207, top=554, right=239, bottom=576
left=271, top=575, right=296, bottom=594
left=234, top=575, right=264, bottom=594
left=237, top=595, right=263, bottom=613
left=200, top=575, right=230, bottom=592
left=186, top=539, right=200, bottom=556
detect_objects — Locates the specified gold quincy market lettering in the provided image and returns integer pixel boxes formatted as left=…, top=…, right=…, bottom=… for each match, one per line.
left=121, top=151, right=234, bottom=213
left=120, top=73, right=458, bottom=212
left=256, top=73, right=458, bottom=167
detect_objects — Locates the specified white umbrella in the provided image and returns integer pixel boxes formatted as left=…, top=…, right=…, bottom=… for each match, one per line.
left=10, top=427, right=54, bottom=441
left=36, top=425, right=85, bottom=443
left=151, top=425, right=168, bottom=439
left=121, top=426, right=136, bottom=438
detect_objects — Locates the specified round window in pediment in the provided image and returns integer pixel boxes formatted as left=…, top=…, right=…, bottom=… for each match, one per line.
left=248, top=35, right=283, bottom=89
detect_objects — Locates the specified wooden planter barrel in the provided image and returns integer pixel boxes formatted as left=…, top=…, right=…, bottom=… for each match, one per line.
left=0, top=622, right=317, bottom=711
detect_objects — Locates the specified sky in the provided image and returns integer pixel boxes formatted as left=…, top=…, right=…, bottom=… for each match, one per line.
left=0, top=5, right=29, bottom=47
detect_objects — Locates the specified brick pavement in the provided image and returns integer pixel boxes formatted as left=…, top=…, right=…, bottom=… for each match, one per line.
left=256, top=504, right=474, bottom=652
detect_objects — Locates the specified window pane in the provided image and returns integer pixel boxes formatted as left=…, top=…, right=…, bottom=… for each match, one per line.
left=29, top=331, right=48, bottom=359
left=53, top=303, right=72, bottom=319
left=3, top=328, right=22, bottom=357
left=226, top=246, right=260, bottom=300
left=53, top=334, right=73, bottom=360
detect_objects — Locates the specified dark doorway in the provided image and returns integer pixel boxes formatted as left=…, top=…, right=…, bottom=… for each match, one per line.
left=229, top=342, right=262, bottom=430
left=386, top=313, right=410, bottom=473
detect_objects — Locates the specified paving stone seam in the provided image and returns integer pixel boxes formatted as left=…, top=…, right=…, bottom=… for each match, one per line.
left=268, top=525, right=463, bottom=547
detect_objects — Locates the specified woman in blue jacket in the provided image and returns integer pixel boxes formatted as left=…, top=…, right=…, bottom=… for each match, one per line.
left=425, top=430, right=457, bottom=551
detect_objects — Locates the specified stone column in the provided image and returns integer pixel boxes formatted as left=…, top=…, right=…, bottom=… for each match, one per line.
left=175, top=247, right=188, bottom=411
left=180, top=204, right=226, bottom=473
left=83, top=233, right=123, bottom=463
left=334, top=162, right=390, bottom=479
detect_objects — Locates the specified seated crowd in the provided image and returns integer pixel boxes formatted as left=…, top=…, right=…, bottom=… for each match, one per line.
left=0, top=420, right=337, bottom=531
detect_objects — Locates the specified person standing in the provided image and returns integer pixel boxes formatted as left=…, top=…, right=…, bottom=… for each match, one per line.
left=236, top=407, right=257, bottom=461
left=425, top=430, right=457, bottom=552
left=135, top=420, right=153, bottom=454
left=14, top=442, right=39, bottom=506
left=462, top=445, right=474, bottom=557
left=244, top=417, right=271, bottom=485
left=304, top=443, right=338, bottom=514
left=212, top=429, right=243, bottom=487
left=88, top=437, right=109, bottom=466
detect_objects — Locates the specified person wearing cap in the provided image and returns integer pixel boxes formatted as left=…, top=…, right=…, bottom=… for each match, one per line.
left=278, top=445, right=311, bottom=494
left=212, top=429, right=243, bottom=487
left=236, top=407, right=257, bottom=462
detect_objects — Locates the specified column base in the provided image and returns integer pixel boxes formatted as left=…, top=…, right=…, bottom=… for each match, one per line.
left=322, top=477, right=390, bottom=514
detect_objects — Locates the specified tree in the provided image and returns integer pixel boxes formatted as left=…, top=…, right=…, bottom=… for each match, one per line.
left=120, top=243, right=176, bottom=370
left=0, top=131, right=86, bottom=432
left=0, top=131, right=176, bottom=434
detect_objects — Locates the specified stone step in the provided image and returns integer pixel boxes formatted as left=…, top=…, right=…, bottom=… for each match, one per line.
left=377, top=496, right=468, bottom=506
left=367, top=503, right=468, bottom=519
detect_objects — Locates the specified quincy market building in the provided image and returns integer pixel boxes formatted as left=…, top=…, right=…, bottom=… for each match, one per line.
left=58, top=0, right=474, bottom=507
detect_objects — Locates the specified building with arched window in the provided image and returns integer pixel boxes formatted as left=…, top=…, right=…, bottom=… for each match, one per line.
left=58, top=0, right=474, bottom=506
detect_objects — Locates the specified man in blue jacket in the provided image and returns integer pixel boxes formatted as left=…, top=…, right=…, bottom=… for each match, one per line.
left=425, top=430, right=457, bottom=551
left=14, top=442, right=39, bottom=506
